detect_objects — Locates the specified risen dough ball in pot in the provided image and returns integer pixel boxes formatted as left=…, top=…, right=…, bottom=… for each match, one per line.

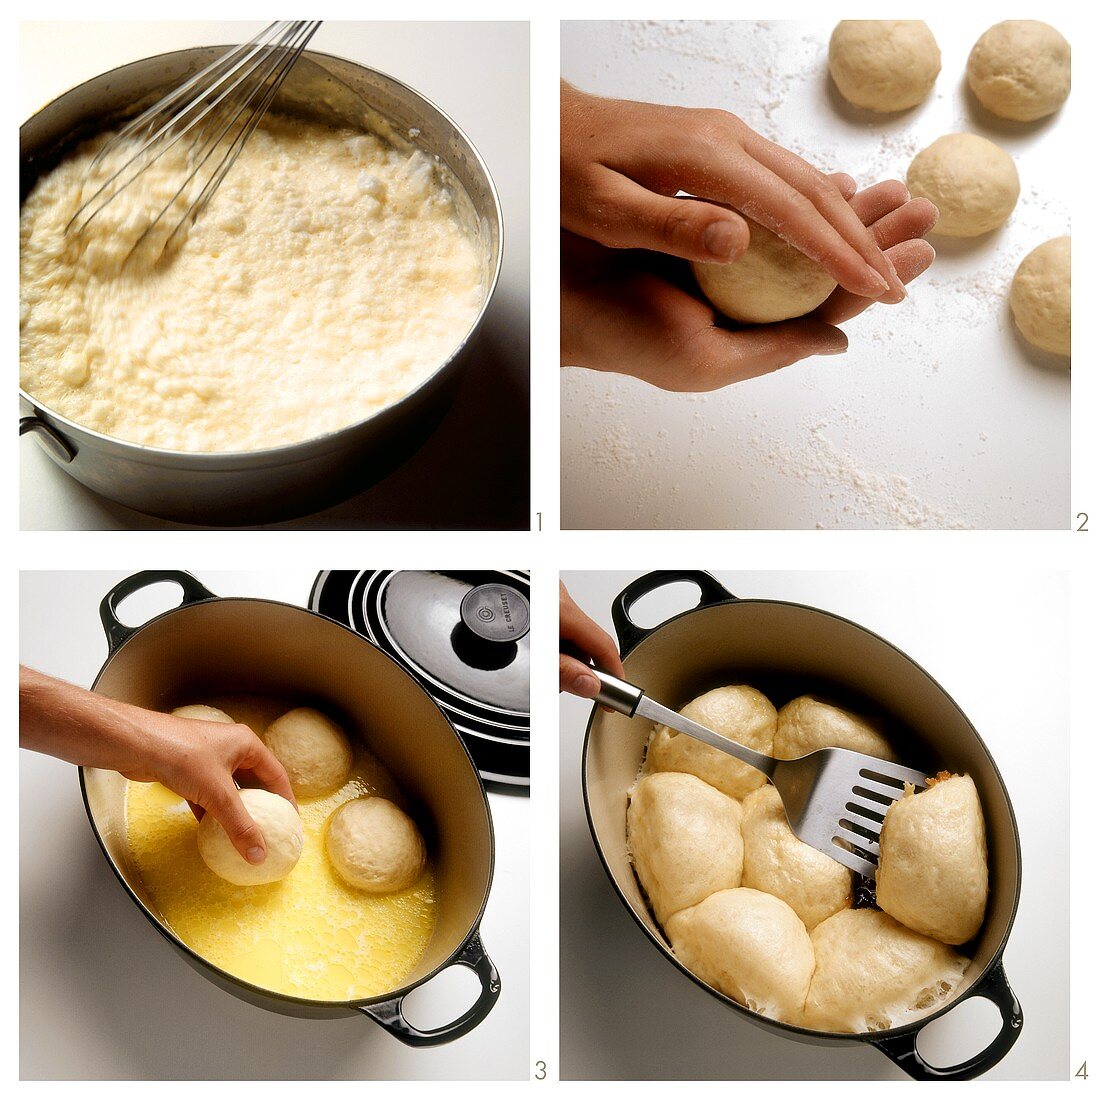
left=666, top=888, right=814, bottom=1025
left=693, top=219, right=836, bottom=324
left=907, top=134, right=1019, bottom=237
left=1010, top=236, right=1071, bottom=357
left=774, top=695, right=896, bottom=761
left=740, top=783, right=850, bottom=930
left=645, top=685, right=777, bottom=800
left=876, top=774, right=989, bottom=945
left=326, top=797, right=427, bottom=893
left=172, top=704, right=234, bottom=724
left=805, top=908, right=969, bottom=1033
left=627, top=771, right=743, bottom=925
left=828, top=21, right=941, bottom=112
left=197, top=787, right=304, bottom=886
left=967, top=21, right=1071, bottom=121
left=263, top=707, right=354, bottom=798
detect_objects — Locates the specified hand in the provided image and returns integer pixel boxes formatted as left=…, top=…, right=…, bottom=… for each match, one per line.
left=560, top=582, right=625, bottom=698
left=19, top=667, right=296, bottom=865
left=561, top=82, right=907, bottom=301
left=562, top=178, right=938, bottom=391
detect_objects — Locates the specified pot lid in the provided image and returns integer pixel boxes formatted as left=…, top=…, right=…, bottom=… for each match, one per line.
left=310, top=570, right=530, bottom=786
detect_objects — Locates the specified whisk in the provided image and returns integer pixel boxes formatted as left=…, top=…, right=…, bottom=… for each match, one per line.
left=67, top=20, right=321, bottom=259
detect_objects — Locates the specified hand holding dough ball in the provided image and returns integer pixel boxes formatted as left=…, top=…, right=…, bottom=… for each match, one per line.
left=646, top=685, right=777, bottom=800
left=263, top=707, right=354, bottom=798
left=774, top=695, right=896, bottom=761
left=172, top=704, right=235, bottom=724
left=876, top=774, right=989, bottom=945
left=1011, top=236, right=1070, bottom=357
left=804, top=908, right=969, bottom=1032
left=828, top=21, right=941, bottom=112
left=197, top=788, right=303, bottom=886
left=666, top=888, right=814, bottom=1025
left=326, top=797, right=426, bottom=893
left=967, top=21, right=1071, bottom=121
left=627, top=772, right=743, bottom=925
left=907, top=134, right=1019, bottom=237
left=692, top=219, right=836, bottom=324
left=740, top=784, right=850, bottom=930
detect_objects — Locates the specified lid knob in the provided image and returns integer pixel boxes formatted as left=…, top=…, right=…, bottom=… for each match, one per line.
left=460, top=583, right=530, bottom=643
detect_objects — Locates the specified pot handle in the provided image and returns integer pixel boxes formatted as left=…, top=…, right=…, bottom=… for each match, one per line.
left=611, top=570, right=736, bottom=656
left=20, top=415, right=76, bottom=464
left=869, top=960, right=1022, bottom=1080
left=357, top=933, right=500, bottom=1047
left=99, top=570, right=218, bottom=655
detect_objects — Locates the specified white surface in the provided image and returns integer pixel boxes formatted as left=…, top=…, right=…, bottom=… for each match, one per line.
left=20, top=571, right=529, bottom=1080
left=561, top=20, right=1071, bottom=530
left=19, top=21, right=530, bottom=530
left=559, top=569, right=1068, bottom=1080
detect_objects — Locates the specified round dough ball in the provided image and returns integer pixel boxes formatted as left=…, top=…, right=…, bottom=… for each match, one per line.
left=693, top=219, right=836, bottom=324
left=628, top=772, right=743, bottom=925
left=263, top=707, right=354, bottom=798
left=828, top=21, right=941, bottom=112
left=666, top=888, right=814, bottom=1025
left=172, top=704, right=234, bottom=724
left=326, top=797, right=426, bottom=893
left=740, top=784, right=850, bottom=930
left=646, top=685, right=777, bottom=800
left=197, top=787, right=303, bottom=886
left=877, top=774, right=989, bottom=945
left=1010, top=236, right=1070, bottom=356
left=907, top=134, right=1019, bottom=237
left=774, top=695, right=896, bottom=761
left=967, top=21, right=1071, bottom=121
left=805, top=908, right=969, bottom=1033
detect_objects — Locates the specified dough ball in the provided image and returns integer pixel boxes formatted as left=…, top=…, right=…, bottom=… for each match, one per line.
left=666, top=888, right=814, bottom=1025
left=646, top=685, right=777, bottom=800
left=172, top=704, right=234, bottom=723
left=907, top=134, right=1019, bottom=237
left=1010, top=236, right=1071, bottom=356
left=774, top=695, right=896, bottom=761
left=628, top=772, right=743, bottom=925
left=828, top=21, right=941, bottom=112
left=693, top=219, right=836, bottom=324
left=326, top=797, right=426, bottom=893
left=876, top=774, right=989, bottom=945
left=197, top=788, right=303, bottom=886
left=805, top=908, right=969, bottom=1032
left=967, top=21, right=1071, bottom=121
left=740, top=784, right=850, bottom=930
left=263, top=707, right=354, bottom=798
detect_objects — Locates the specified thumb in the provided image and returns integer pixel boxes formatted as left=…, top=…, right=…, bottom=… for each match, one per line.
left=560, top=655, right=601, bottom=698
left=583, top=172, right=749, bottom=263
left=210, top=787, right=267, bottom=865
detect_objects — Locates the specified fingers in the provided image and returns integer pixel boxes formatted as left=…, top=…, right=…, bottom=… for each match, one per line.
left=560, top=654, right=600, bottom=698
left=846, top=179, right=911, bottom=226
left=207, top=785, right=267, bottom=864
left=815, top=239, right=936, bottom=326
left=669, top=318, right=849, bottom=391
left=560, top=582, right=624, bottom=681
left=827, top=172, right=858, bottom=201
left=578, top=170, right=751, bottom=263
left=237, top=734, right=298, bottom=810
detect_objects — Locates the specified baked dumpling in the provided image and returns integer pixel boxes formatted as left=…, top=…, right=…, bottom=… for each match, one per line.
left=876, top=774, right=989, bottom=945
left=774, top=695, right=896, bottom=761
left=628, top=772, right=743, bottom=925
left=666, top=888, right=814, bottom=1025
left=805, top=908, right=969, bottom=1032
left=646, top=685, right=776, bottom=800
left=740, top=784, right=851, bottom=930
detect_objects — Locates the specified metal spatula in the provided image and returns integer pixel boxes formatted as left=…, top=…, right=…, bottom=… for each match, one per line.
left=589, top=668, right=929, bottom=878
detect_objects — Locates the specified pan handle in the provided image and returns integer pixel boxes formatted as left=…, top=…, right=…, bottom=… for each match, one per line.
left=869, top=960, right=1022, bottom=1080
left=357, top=933, right=501, bottom=1047
left=611, top=570, right=736, bottom=656
left=20, top=415, right=76, bottom=463
left=99, top=570, right=218, bottom=655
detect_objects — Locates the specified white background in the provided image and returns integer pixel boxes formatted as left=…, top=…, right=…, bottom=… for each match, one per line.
left=561, top=18, right=1072, bottom=530
left=559, top=568, right=1068, bottom=1080
left=19, top=20, right=530, bottom=531
left=19, top=570, right=530, bottom=1080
